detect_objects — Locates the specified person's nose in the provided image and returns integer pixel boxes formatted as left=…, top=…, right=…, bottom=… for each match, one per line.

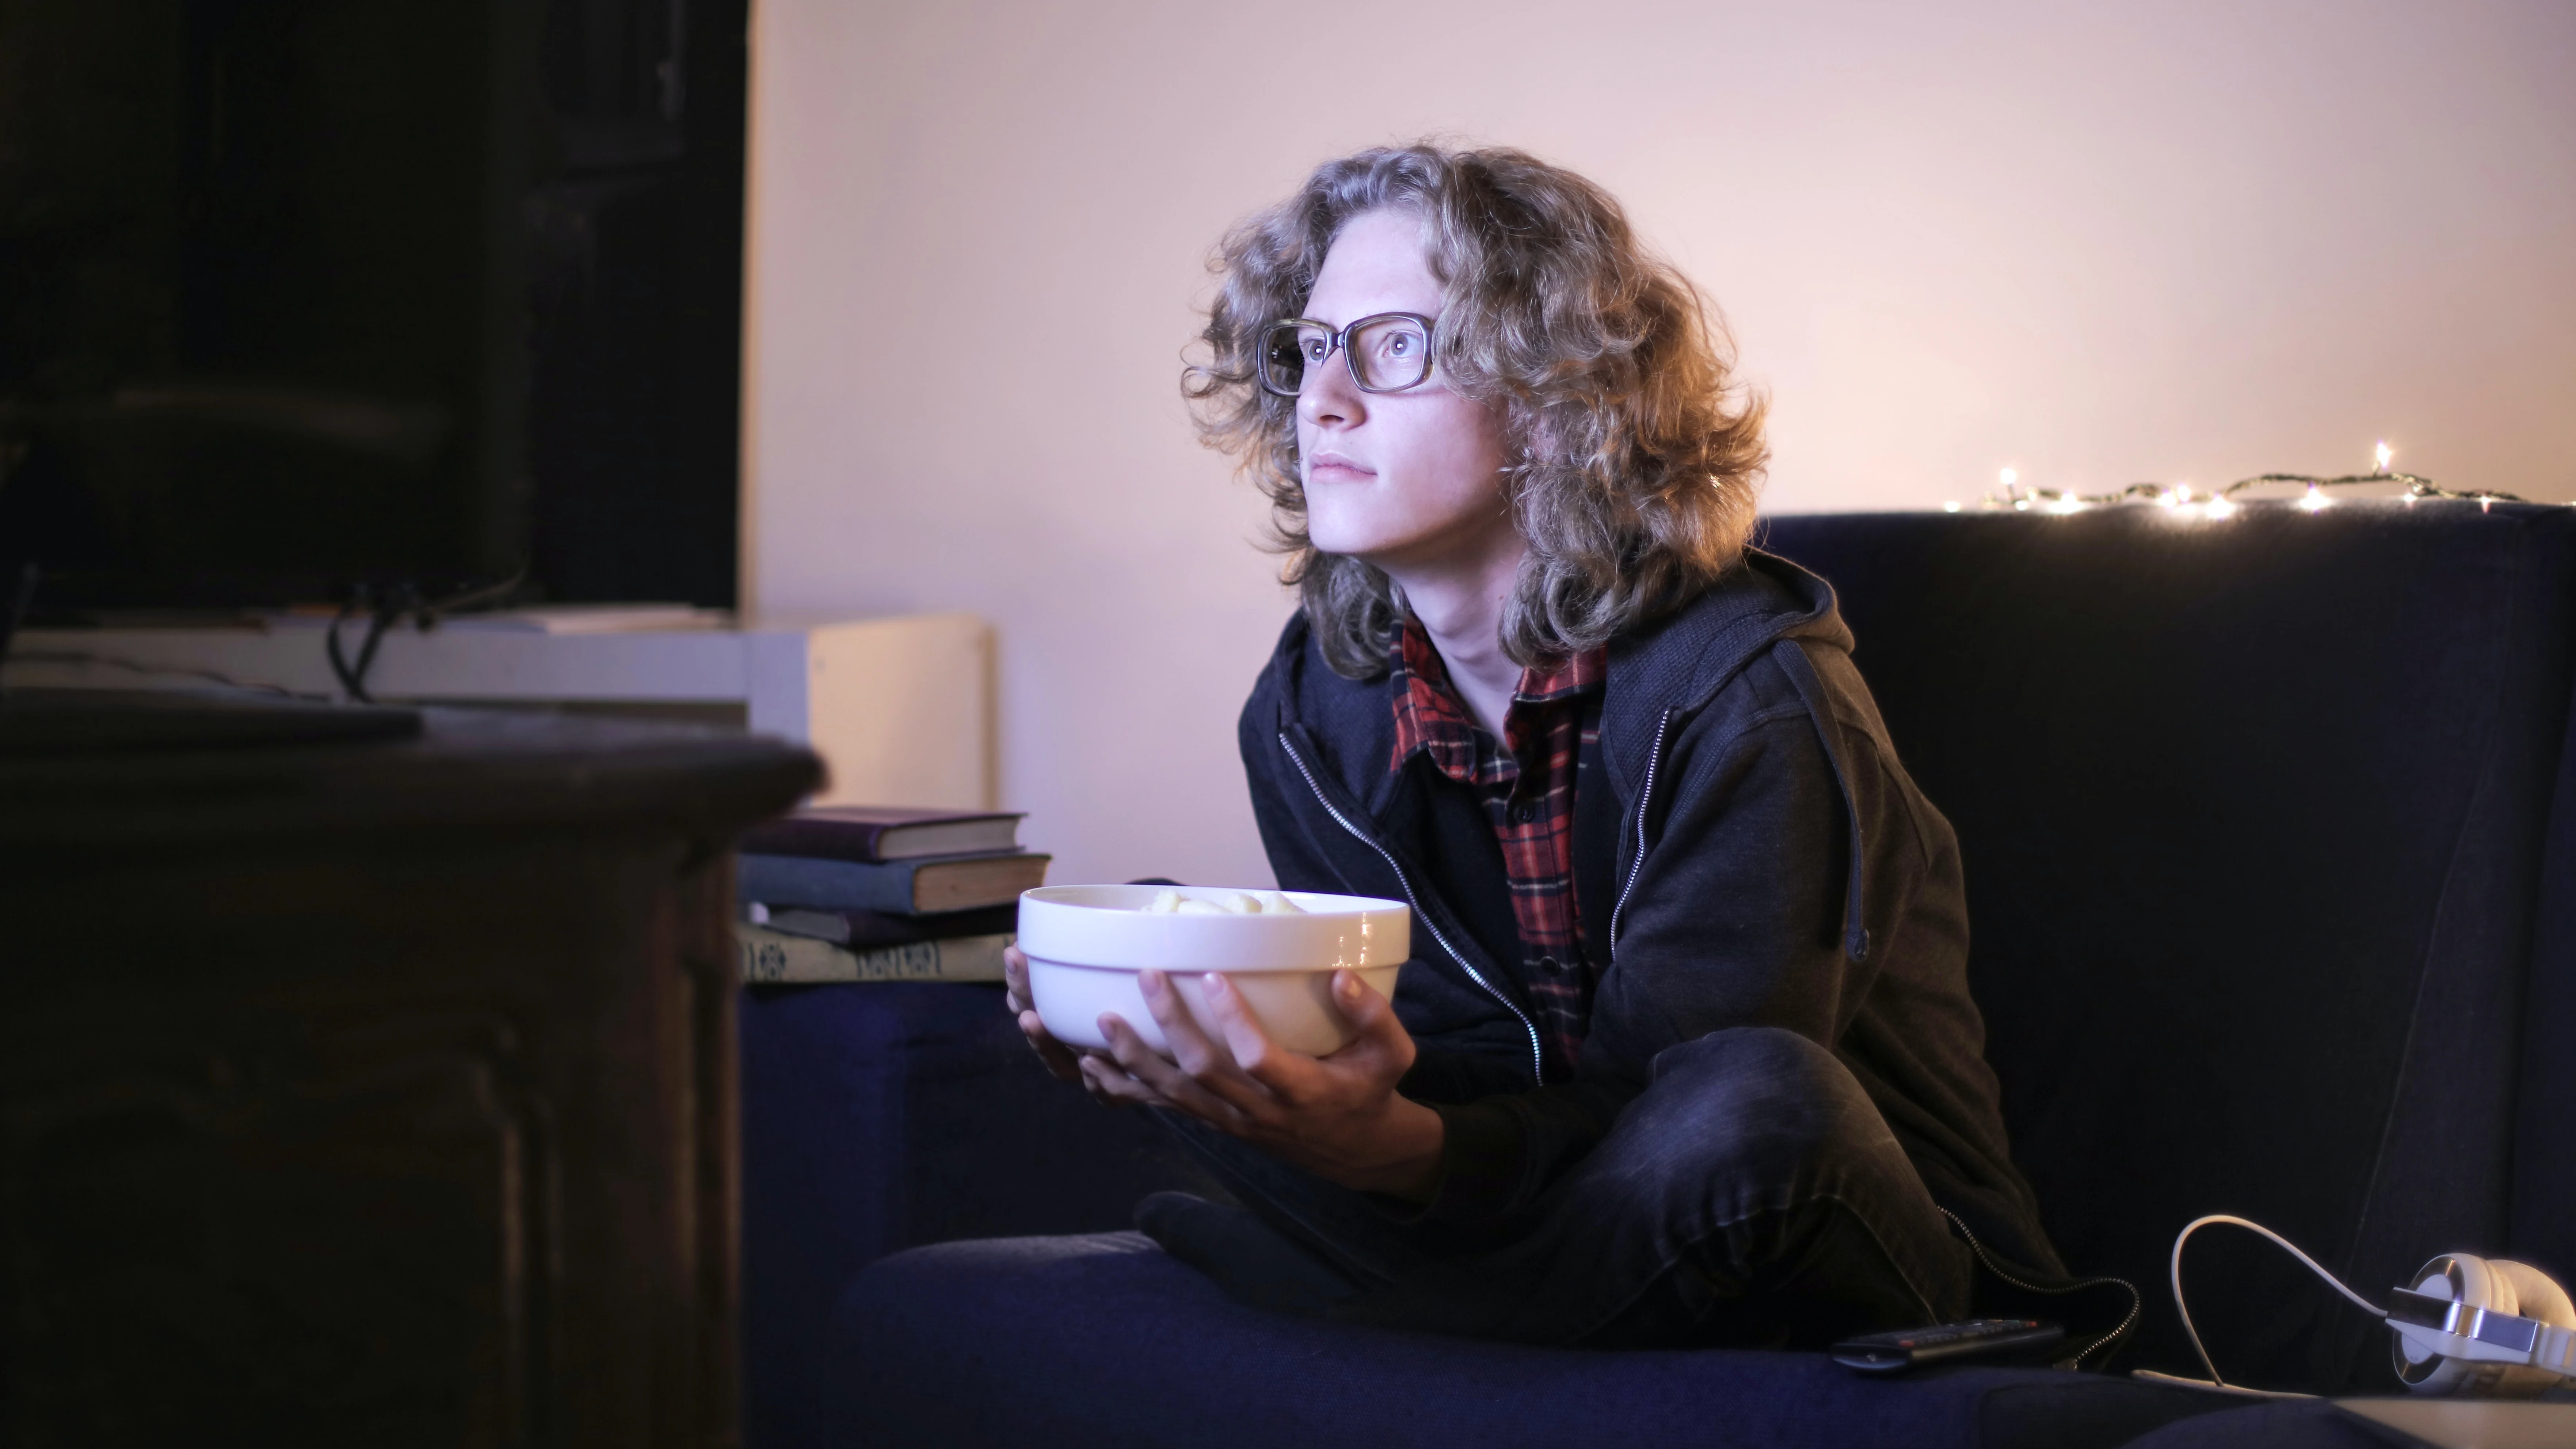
left=1296, top=345, right=1366, bottom=430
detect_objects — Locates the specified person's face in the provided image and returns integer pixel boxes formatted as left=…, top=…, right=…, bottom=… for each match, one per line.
left=1295, top=209, right=1513, bottom=573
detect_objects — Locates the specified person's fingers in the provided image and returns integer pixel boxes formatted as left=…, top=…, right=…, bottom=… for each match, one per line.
left=1138, top=970, right=1240, bottom=1080
left=1078, top=1052, right=1163, bottom=1108
left=1324, top=970, right=1414, bottom=1078
left=1100, top=1010, right=1243, bottom=1126
left=1097, top=1009, right=1172, bottom=1083
left=1144, top=971, right=1288, bottom=1117
left=1003, top=945, right=1032, bottom=1014
left=1332, top=969, right=1391, bottom=1040
left=1017, top=1008, right=1081, bottom=1081
left=1007, top=946, right=1093, bottom=1086
left=1100, top=1009, right=1204, bottom=1098
left=1200, top=973, right=1304, bottom=1098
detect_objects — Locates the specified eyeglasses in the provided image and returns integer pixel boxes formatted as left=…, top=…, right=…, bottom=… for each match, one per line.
left=1256, top=313, right=1438, bottom=398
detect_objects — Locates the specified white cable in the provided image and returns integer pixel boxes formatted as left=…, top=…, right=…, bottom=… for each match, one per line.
left=2170, top=1214, right=2387, bottom=1392
left=2129, top=1368, right=2309, bottom=1399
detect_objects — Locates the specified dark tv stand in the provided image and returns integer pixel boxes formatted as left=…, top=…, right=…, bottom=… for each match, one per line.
left=0, top=687, right=422, bottom=753
left=0, top=706, right=819, bottom=1442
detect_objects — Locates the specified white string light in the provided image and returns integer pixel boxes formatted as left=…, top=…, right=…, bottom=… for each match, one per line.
left=1959, top=444, right=2533, bottom=517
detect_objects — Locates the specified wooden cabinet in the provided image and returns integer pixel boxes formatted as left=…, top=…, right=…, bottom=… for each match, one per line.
left=0, top=708, right=820, bottom=1446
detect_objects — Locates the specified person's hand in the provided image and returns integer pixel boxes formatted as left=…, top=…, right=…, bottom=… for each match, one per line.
left=1082, top=968, right=1445, bottom=1202
left=1003, top=944, right=1083, bottom=1083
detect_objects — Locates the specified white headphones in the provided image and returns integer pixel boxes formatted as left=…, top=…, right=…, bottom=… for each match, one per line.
left=2386, top=1252, right=2576, bottom=1399
left=2171, top=1216, right=2576, bottom=1399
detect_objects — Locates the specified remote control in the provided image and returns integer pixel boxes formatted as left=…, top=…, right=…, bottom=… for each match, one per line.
left=1830, top=1318, right=2065, bottom=1373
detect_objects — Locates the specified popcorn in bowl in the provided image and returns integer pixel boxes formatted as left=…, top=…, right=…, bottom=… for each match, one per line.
left=1139, top=888, right=1304, bottom=916
left=1017, top=885, right=1408, bottom=1057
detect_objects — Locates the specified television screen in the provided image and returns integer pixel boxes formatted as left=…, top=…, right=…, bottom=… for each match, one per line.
left=0, top=0, right=539, bottom=608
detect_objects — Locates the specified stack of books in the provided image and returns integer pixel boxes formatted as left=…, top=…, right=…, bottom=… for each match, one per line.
left=733, top=806, right=1048, bottom=984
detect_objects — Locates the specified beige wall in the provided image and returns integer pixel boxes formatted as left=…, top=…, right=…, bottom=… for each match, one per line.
left=743, top=0, right=2576, bottom=888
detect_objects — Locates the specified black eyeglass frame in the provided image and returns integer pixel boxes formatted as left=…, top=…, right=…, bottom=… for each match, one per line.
left=1255, top=312, right=1441, bottom=399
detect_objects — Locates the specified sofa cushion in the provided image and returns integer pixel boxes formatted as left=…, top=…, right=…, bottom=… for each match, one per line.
left=2118, top=1398, right=2437, bottom=1448
left=1759, top=503, right=2576, bottom=1391
left=829, top=1233, right=2241, bottom=1449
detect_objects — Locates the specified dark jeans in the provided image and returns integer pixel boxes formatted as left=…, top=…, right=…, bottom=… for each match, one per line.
left=1149, top=1025, right=1974, bottom=1349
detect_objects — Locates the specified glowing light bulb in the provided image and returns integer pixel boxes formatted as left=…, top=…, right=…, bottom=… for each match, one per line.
left=2176, top=485, right=2193, bottom=504
left=2156, top=489, right=2181, bottom=510
left=2205, top=495, right=2236, bottom=520
left=2297, top=485, right=2332, bottom=512
left=1943, top=500, right=1962, bottom=513
left=2375, top=441, right=2393, bottom=474
left=2000, top=468, right=2017, bottom=489
left=2048, top=491, right=2088, bottom=515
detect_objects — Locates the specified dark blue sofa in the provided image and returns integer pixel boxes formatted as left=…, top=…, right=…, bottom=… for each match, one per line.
left=744, top=502, right=2576, bottom=1448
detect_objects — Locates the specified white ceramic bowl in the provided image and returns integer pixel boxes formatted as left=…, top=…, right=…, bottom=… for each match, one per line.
left=1017, top=885, right=1411, bottom=1057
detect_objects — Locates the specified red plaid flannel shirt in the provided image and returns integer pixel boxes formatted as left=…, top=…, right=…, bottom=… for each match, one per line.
left=1388, top=621, right=1607, bottom=1082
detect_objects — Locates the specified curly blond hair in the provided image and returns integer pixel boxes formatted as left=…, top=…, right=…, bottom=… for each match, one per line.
left=1184, top=144, right=1768, bottom=680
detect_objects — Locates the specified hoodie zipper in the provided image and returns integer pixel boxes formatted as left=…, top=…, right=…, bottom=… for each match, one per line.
left=1278, top=730, right=1545, bottom=1086
left=1606, top=708, right=1674, bottom=956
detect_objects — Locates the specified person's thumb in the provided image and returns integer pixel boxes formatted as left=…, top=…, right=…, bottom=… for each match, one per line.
left=1333, top=970, right=1410, bottom=1064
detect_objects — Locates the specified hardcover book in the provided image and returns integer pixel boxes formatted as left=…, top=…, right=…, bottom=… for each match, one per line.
left=752, top=902, right=1018, bottom=949
left=737, top=851, right=1050, bottom=915
left=735, top=924, right=1012, bottom=984
left=741, top=806, right=1025, bottom=864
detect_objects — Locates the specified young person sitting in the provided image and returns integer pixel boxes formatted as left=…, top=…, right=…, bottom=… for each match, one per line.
left=1001, top=143, right=2060, bottom=1348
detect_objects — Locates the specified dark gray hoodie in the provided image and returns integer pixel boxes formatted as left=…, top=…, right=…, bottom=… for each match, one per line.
left=1236, top=549, right=2062, bottom=1276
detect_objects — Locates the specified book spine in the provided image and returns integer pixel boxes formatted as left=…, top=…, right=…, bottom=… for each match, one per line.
left=737, top=818, right=896, bottom=864
left=736, top=854, right=917, bottom=913
left=736, top=926, right=1012, bottom=984
left=759, top=904, right=1020, bottom=949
